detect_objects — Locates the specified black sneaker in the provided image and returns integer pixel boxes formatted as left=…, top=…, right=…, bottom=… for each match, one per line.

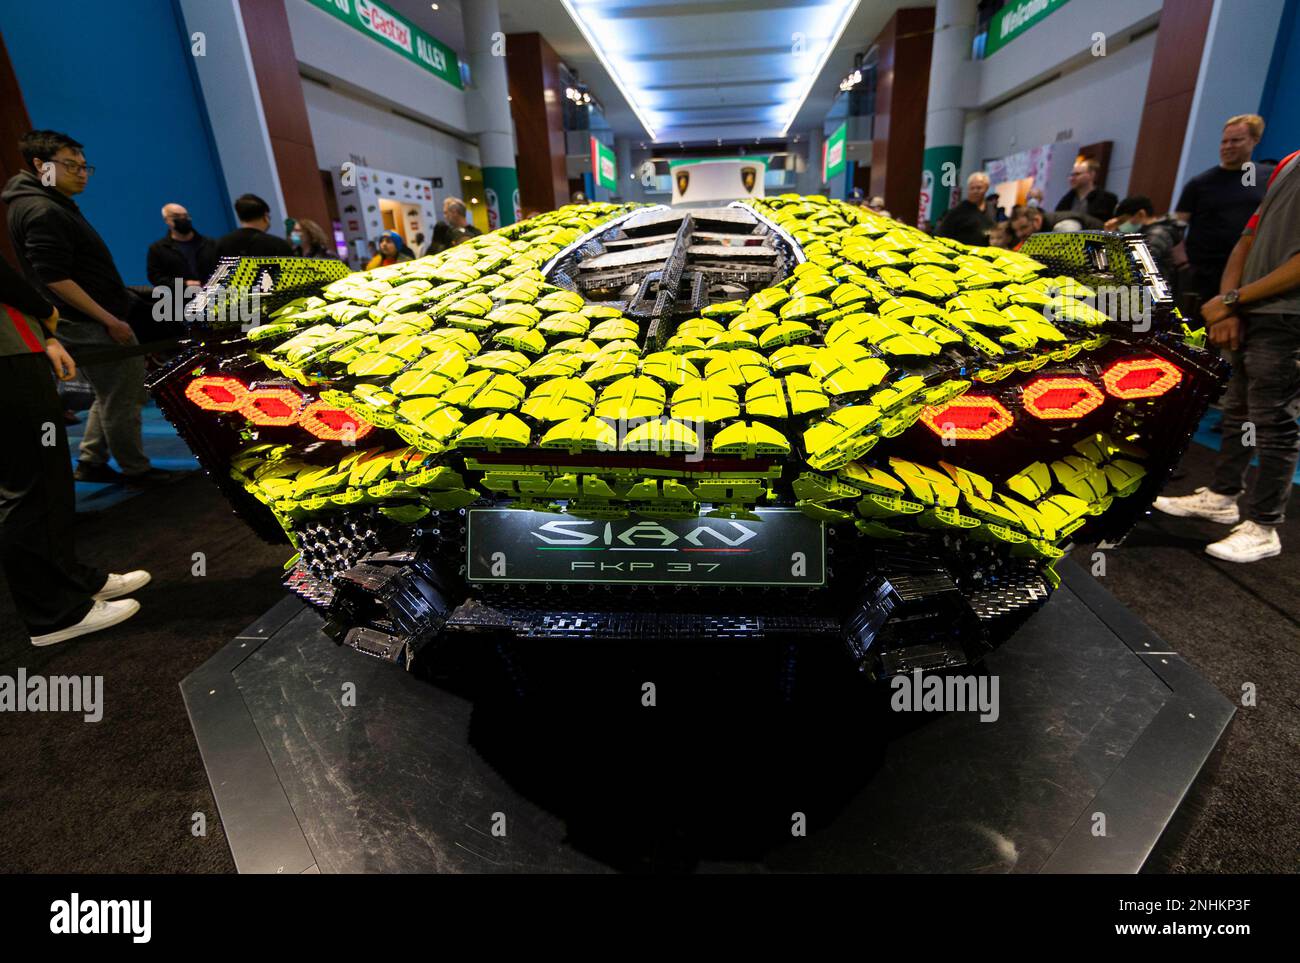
left=75, top=462, right=126, bottom=485
left=124, top=467, right=187, bottom=488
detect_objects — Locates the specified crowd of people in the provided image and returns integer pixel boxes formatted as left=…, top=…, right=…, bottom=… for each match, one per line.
left=927, top=115, right=1282, bottom=323
left=0, top=128, right=487, bottom=648
left=0, top=114, right=1297, bottom=649
left=926, top=113, right=1300, bottom=565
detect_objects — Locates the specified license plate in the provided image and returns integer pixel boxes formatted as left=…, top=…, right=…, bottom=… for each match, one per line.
left=466, top=508, right=825, bottom=586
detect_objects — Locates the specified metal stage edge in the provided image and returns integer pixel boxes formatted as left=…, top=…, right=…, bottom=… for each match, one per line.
left=181, top=560, right=1234, bottom=874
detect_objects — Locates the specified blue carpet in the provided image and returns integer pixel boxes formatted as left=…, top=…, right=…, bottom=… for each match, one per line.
left=67, top=400, right=198, bottom=512
left=1190, top=408, right=1300, bottom=484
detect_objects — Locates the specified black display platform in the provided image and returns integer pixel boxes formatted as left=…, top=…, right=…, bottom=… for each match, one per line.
left=182, top=560, right=1233, bottom=873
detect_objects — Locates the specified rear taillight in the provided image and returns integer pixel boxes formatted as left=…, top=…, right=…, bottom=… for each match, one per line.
left=186, top=376, right=374, bottom=439
left=920, top=396, right=1013, bottom=440
left=1022, top=376, right=1104, bottom=420
left=1103, top=357, right=1182, bottom=399
left=239, top=388, right=304, bottom=426
left=185, top=375, right=248, bottom=412
left=299, top=400, right=374, bottom=441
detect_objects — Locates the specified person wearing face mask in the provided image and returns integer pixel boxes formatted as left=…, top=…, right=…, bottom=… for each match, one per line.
left=289, top=218, right=337, bottom=259
left=147, top=203, right=218, bottom=294
left=1106, top=195, right=1184, bottom=288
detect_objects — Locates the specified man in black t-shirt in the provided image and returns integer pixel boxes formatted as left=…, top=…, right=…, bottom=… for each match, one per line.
left=214, top=194, right=293, bottom=259
left=1174, top=113, right=1273, bottom=312
left=933, top=171, right=995, bottom=247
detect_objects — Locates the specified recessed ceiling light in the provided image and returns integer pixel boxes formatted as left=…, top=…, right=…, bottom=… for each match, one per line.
left=780, top=0, right=862, bottom=136
left=559, top=0, right=658, bottom=140
left=430, top=3, right=439, bottom=9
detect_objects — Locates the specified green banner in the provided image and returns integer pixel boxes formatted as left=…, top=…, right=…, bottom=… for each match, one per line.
left=919, top=144, right=963, bottom=225
left=306, top=0, right=462, bottom=88
left=591, top=138, right=618, bottom=192
left=984, top=0, right=1070, bottom=57
left=483, top=167, right=520, bottom=230
left=823, top=122, right=847, bottom=182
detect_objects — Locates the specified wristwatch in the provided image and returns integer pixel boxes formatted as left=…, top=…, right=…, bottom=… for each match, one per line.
left=1222, top=289, right=1240, bottom=307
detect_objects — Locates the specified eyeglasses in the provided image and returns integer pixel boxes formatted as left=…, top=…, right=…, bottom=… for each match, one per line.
left=45, top=159, right=95, bottom=176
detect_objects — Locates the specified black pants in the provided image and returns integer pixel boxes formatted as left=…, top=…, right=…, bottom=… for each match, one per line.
left=0, top=352, right=104, bottom=634
left=1188, top=260, right=1227, bottom=319
left=1211, top=316, right=1300, bottom=526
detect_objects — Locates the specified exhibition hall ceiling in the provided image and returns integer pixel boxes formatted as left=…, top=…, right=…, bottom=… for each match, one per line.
left=498, top=0, right=929, bottom=145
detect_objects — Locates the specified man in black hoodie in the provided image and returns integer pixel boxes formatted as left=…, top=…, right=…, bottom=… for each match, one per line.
left=3, top=130, right=177, bottom=486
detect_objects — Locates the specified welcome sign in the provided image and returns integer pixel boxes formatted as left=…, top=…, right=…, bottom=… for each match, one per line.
left=307, top=0, right=463, bottom=88
left=984, top=0, right=1070, bottom=57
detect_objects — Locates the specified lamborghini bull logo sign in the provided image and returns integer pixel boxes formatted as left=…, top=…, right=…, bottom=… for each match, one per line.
left=741, top=166, right=757, bottom=193
left=675, top=169, right=690, bottom=197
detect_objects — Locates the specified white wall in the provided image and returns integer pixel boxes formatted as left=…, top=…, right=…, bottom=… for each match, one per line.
left=967, top=29, right=1158, bottom=200
left=976, top=0, right=1163, bottom=106
left=302, top=80, right=480, bottom=206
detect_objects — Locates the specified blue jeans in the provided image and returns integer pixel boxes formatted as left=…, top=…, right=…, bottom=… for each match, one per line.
left=1211, top=315, right=1300, bottom=526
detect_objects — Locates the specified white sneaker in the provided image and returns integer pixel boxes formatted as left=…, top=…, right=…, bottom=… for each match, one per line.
left=30, top=599, right=141, bottom=647
left=1153, top=487, right=1240, bottom=524
left=1205, top=521, right=1282, bottom=563
left=93, top=570, right=151, bottom=601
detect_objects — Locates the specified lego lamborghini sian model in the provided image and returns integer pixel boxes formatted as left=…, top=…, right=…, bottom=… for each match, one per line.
left=150, top=196, right=1226, bottom=680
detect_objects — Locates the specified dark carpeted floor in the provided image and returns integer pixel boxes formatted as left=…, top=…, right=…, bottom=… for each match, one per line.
left=0, top=443, right=1296, bottom=873
left=0, top=475, right=287, bottom=873
left=1069, top=442, right=1300, bottom=873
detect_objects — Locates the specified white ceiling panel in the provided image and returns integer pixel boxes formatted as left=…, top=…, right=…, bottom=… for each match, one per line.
left=499, top=0, right=931, bottom=144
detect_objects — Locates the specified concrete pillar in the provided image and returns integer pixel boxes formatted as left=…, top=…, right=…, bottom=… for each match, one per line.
left=464, top=0, right=520, bottom=228
left=920, top=0, right=978, bottom=225
left=615, top=136, right=635, bottom=202
left=798, top=127, right=824, bottom=195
